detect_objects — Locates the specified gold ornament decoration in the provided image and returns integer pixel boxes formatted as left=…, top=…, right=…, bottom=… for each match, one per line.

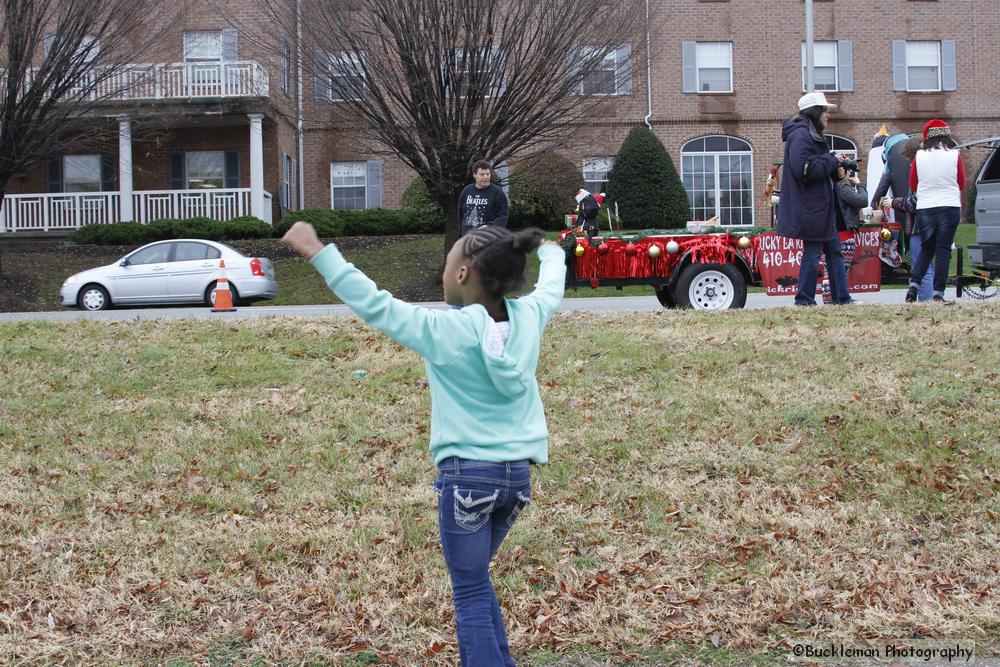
left=575, top=244, right=586, bottom=257
left=738, top=236, right=751, bottom=249
left=666, top=240, right=680, bottom=255
left=880, top=227, right=892, bottom=241
left=648, top=244, right=662, bottom=259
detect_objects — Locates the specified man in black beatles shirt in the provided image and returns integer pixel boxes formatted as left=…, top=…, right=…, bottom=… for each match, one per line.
left=458, top=160, right=509, bottom=237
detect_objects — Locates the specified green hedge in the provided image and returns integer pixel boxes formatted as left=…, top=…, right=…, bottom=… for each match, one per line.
left=275, top=208, right=444, bottom=238
left=69, top=217, right=271, bottom=245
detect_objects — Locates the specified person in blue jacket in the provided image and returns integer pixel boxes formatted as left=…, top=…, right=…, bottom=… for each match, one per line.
left=777, top=92, right=854, bottom=306
left=282, top=220, right=565, bottom=667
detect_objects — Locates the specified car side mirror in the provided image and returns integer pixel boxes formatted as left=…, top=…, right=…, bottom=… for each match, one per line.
left=119, top=259, right=130, bottom=267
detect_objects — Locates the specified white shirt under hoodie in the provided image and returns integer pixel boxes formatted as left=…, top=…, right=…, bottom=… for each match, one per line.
left=912, top=148, right=964, bottom=209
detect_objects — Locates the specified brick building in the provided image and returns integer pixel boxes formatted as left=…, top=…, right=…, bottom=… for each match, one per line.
left=3, top=0, right=997, bottom=233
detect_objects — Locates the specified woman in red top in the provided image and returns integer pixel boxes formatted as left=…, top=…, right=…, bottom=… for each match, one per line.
left=905, top=119, right=965, bottom=303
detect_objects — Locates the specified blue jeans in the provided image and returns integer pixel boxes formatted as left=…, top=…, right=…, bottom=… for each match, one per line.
left=907, top=233, right=935, bottom=301
left=435, top=457, right=532, bottom=667
left=797, top=238, right=851, bottom=306
left=910, top=206, right=961, bottom=296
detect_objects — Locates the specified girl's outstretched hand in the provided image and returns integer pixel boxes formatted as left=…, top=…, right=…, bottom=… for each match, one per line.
left=282, top=221, right=325, bottom=259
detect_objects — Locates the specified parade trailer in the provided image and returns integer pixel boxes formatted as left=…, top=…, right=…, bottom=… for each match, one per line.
left=560, top=223, right=889, bottom=310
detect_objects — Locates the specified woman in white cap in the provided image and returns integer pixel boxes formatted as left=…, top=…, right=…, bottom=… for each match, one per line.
left=776, top=92, right=854, bottom=306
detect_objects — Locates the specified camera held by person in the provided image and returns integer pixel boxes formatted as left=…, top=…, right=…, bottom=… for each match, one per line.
left=838, top=156, right=861, bottom=174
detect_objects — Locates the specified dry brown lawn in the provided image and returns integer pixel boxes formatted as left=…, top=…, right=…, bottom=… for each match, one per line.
left=1, top=303, right=998, bottom=665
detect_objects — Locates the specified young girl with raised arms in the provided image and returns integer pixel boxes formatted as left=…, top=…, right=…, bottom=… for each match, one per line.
left=282, top=221, right=566, bottom=667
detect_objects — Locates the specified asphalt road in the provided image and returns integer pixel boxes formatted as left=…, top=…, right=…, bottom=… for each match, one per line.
left=0, top=288, right=953, bottom=323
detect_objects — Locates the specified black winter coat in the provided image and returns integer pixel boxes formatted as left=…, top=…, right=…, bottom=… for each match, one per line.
left=776, top=115, right=845, bottom=241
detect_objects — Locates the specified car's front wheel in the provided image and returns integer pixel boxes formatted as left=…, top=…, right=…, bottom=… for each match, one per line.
left=77, top=284, right=111, bottom=311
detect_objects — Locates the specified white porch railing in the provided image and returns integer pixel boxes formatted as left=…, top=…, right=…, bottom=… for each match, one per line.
left=1, top=189, right=272, bottom=232
left=17, top=61, right=269, bottom=103
left=0, top=193, right=122, bottom=232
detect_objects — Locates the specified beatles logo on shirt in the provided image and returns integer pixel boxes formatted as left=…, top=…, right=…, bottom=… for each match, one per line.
left=463, top=194, right=490, bottom=227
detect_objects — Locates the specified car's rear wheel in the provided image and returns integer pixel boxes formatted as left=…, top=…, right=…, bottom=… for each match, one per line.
left=77, top=284, right=110, bottom=311
left=205, top=281, right=241, bottom=307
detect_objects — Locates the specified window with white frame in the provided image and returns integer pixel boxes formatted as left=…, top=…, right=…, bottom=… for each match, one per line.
left=448, top=47, right=505, bottom=98
left=43, top=35, right=100, bottom=61
left=574, top=46, right=631, bottom=96
left=185, top=152, right=225, bottom=189
left=330, top=162, right=367, bottom=210
left=582, top=157, right=614, bottom=194
left=184, top=32, right=223, bottom=61
left=801, top=42, right=838, bottom=91
left=681, top=136, right=754, bottom=226
left=696, top=42, right=732, bottom=93
left=826, top=135, right=857, bottom=160
left=63, top=155, right=102, bottom=192
left=328, top=51, right=365, bottom=101
left=906, top=41, right=941, bottom=91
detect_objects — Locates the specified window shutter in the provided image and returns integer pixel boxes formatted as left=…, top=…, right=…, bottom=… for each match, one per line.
left=225, top=151, right=240, bottom=189
left=222, top=29, right=238, bottom=61
left=280, top=153, right=289, bottom=208
left=616, top=44, right=633, bottom=96
left=941, top=40, right=957, bottom=91
left=682, top=42, right=697, bottom=93
left=366, top=160, right=382, bottom=209
left=837, top=40, right=854, bottom=92
left=101, top=154, right=116, bottom=192
left=566, top=47, right=582, bottom=96
left=47, top=156, right=63, bottom=193
left=169, top=153, right=185, bottom=190
left=494, top=161, right=509, bottom=197
left=492, top=46, right=507, bottom=96
left=314, top=50, right=331, bottom=100
left=892, top=40, right=907, bottom=91
left=43, top=36, right=56, bottom=59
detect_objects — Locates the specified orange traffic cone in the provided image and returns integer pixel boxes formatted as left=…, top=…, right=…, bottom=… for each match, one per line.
left=211, top=259, right=237, bottom=312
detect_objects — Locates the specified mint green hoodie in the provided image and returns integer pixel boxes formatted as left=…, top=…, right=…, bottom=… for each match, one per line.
left=310, top=242, right=566, bottom=465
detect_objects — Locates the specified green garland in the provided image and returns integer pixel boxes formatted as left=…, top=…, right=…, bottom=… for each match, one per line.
left=562, top=227, right=773, bottom=250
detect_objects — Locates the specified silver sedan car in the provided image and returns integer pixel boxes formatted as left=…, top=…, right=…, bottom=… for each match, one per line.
left=61, top=239, right=277, bottom=311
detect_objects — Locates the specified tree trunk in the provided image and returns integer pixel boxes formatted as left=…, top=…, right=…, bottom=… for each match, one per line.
left=441, top=193, right=460, bottom=265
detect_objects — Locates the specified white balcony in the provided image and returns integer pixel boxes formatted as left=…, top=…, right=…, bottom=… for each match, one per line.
left=21, top=60, right=270, bottom=103
left=1, top=189, right=273, bottom=233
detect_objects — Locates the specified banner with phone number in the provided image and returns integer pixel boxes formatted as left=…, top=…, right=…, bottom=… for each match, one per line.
left=756, top=228, right=883, bottom=296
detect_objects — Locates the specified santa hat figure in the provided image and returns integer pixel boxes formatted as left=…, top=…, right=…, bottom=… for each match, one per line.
left=575, top=189, right=590, bottom=203
left=923, top=119, right=952, bottom=142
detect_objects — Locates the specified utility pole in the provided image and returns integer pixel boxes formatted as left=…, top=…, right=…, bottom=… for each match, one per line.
left=804, top=0, right=815, bottom=92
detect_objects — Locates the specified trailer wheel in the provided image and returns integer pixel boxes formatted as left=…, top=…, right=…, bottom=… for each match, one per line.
left=655, top=287, right=677, bottom=308
left=675, top=262, right=747, bottom=310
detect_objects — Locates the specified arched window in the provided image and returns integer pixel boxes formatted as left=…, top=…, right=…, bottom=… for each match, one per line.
left=826, top=134, right=857, bottom=159
left=680, top=136, right=754, bottom=226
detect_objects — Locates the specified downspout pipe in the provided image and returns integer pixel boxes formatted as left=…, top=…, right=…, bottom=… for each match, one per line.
left=296, top=0, right=305, bottom=207
left=643, top=0, right=653, bottom=129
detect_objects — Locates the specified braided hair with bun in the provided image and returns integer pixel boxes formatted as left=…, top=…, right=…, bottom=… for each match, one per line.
left=460, top=226, right=546, bottom=299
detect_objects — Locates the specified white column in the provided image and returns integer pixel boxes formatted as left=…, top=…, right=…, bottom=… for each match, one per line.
left=248, top=113, right=265, bottom=220
left=118, top=116, right=134, bottom=222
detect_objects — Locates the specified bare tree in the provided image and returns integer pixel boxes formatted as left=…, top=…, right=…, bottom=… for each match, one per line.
left=0, top=0, right=182, bottom=225
left=259, top=0, right=644, bottom=255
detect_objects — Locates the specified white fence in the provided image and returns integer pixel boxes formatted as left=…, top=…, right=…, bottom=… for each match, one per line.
left=2, top=189, right=272, bottom=232
left=15, top=61, right=269, bottom=103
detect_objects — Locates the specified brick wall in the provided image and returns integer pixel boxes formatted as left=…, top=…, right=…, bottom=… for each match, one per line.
left=12, top=0, right=999, bottom=225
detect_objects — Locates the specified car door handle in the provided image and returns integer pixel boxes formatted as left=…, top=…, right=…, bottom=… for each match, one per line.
left=151, top=266, right=165, bottom=271
left=978, top=209, right=986, bottom=213
left=201, top=263, right=215, bottom=267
